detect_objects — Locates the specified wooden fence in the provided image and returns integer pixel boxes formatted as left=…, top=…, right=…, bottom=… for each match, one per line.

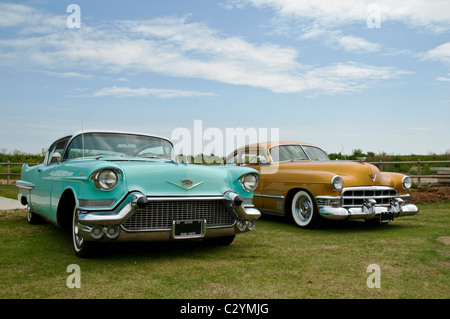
left=0, top=162, right=40, bottom=184
left=368, top=160, right=450, bottom=187
left=1, top=160, right=450, bottom=187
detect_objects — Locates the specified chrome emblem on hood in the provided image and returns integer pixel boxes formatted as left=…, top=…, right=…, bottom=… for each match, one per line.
left=181, top=179, right=193, bottom=185
left=369, top=173, right=377, bottom=182
left=167, top=180, right=205, bottom=190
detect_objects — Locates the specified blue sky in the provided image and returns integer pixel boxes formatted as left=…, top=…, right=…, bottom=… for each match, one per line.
left=0, top=0, right=449, bottom=157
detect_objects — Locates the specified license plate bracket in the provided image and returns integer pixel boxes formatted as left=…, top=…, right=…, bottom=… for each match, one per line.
left=173, top=219, right=205, bottom=239
left=380, top=212, right=394, bottom=223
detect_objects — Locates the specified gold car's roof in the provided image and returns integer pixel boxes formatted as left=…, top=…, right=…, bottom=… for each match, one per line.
left=236, top=141, right=317, bottom=152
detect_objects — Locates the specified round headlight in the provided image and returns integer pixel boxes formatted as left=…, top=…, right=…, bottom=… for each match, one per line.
left=331, top=175, right=344, bottom=191
left=96, top=169, right=119, bottom=191
left=240, top=173, right=259, bottom=192
left=402, top=176, right=412, bottom=190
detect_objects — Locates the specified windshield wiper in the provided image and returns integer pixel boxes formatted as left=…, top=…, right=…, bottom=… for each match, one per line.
left=138, top=155, right=166, bottom=159
left=94, top=155, right=129, bottom=160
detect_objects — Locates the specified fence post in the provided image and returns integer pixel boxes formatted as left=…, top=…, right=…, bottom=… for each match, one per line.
left=7, top=161, right=10, bottom=185
left=417, top=159, right=421, bottom=188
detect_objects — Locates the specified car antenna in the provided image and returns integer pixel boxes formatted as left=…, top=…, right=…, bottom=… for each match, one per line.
left=341, top=144, right=346, bottom=160
left=80, top=97, right=85, bottom=159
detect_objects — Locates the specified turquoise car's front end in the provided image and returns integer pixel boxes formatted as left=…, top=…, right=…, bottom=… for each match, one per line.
left=75, top=159, right=261, bottom=243
left=17, top=131, right=261, bottom=257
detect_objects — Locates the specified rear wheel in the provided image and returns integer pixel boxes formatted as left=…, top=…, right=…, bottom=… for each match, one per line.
left=72, top=207, right=96, bottom=258
left=290, top=190, right=321, bottom=229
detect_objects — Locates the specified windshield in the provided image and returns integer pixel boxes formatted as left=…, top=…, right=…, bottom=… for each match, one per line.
left=64, top=132, right=174, bottom=160
left=269, top=144, right=329, bottom=162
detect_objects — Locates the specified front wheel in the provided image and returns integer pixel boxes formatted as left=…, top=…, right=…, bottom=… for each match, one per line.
left=72, top=207, right=96, bottom=258
left=27, top=206, right=44, bottom=224
left=290, top=190, right=321, bottom=229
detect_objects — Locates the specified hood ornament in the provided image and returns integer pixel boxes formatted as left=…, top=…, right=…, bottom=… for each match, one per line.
left=369, top=173, right=377, bottom=182
left=181, top=179, right=193, bottom=185
left=167, top=180, right=205, bottom=190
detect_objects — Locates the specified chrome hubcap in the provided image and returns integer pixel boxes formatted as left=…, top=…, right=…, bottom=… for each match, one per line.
left=27, top=207, right=32, bottom=221
left=295, top=196, right=312, bottom=222
left=73, top=211, right=83, bottom=249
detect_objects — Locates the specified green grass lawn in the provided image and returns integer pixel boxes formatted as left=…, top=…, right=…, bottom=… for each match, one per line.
left=0, top=201, right=448, bottom=299
left=0, top=184, right=18, bottom=200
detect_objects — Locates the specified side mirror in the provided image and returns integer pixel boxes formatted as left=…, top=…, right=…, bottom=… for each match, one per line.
left=258, top=156, right=270, bottom=165
left=51, top=152, right=61, bottom=164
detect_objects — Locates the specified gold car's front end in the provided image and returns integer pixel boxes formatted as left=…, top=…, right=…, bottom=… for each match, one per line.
left=316, top=185, right=419, bottom=223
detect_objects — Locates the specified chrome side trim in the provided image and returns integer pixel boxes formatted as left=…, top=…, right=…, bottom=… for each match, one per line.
left=15, top=181, right=35, bottom=190
left=253, top=194, right=284, bottom=199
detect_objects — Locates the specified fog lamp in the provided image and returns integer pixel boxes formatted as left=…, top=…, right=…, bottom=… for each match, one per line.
left=237, top=219, right=247, bottom=231
left=330, top=198, right=341, bottom=208
left=247, top=220, right=256, bottom=231
left=91, top=225, right=104, bottom=239
left=106, top=225, right=120, bottom=239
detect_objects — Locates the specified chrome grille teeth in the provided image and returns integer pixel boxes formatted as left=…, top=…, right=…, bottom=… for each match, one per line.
left=122, top=200, right=235, bottom=231
left=342, top=187, right=398, bottom=207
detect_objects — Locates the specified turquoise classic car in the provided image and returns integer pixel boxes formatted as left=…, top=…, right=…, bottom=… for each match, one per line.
left=17, top=130, right=261, bottom=257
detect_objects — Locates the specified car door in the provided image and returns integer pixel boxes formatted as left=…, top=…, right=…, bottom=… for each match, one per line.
left=31, top=138, right=69, bottom=221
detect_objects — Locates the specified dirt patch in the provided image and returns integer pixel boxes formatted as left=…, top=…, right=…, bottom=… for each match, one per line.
left=437, top=236, right=450, bottom=245
left=410, top=187, right=450, bottom=204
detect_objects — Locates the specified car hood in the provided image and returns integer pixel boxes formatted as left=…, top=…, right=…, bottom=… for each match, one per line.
left=114, top=161, right=232, bottom=196
left=278, top=160, right=393, bottom=187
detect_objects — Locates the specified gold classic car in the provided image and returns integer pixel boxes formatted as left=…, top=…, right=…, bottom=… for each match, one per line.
left=222, top=141, right=419, bottom=229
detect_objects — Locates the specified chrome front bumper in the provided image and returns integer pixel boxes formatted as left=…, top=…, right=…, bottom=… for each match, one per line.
left=318, top=198, right=419, bottom=221
left=75, top=191, right=261, bottom=242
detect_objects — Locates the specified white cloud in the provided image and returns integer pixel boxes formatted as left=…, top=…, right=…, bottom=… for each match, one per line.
left=0, top=4, right=409, bottom=95
left=226, top=0, right=450, bottom=57
left=0, top=3, right=36, bottom=27
left=231, top=0, right=450, bottom=32
left=91, top=86, right=217, bottom=98
left=421, top=42, right=450, bottom=65
left=329, top=35, right=382, bottom=54
left=301, top=62, right=410, bottom=96
left=436, top=76, right=450, bottom=82
left=45, top=71, right=92, bottom=79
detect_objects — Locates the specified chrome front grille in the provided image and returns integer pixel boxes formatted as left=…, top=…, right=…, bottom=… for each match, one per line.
left=121, top=199, right=235, bottom=231
left=342, top=187, right=398, bottom=207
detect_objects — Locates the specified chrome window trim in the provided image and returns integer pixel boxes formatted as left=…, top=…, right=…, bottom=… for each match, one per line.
left=237, top=148, right=270, bottom=166
left=61, top=130, right=174, bottom=162
left=268, top=144, right=329, bottom=163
